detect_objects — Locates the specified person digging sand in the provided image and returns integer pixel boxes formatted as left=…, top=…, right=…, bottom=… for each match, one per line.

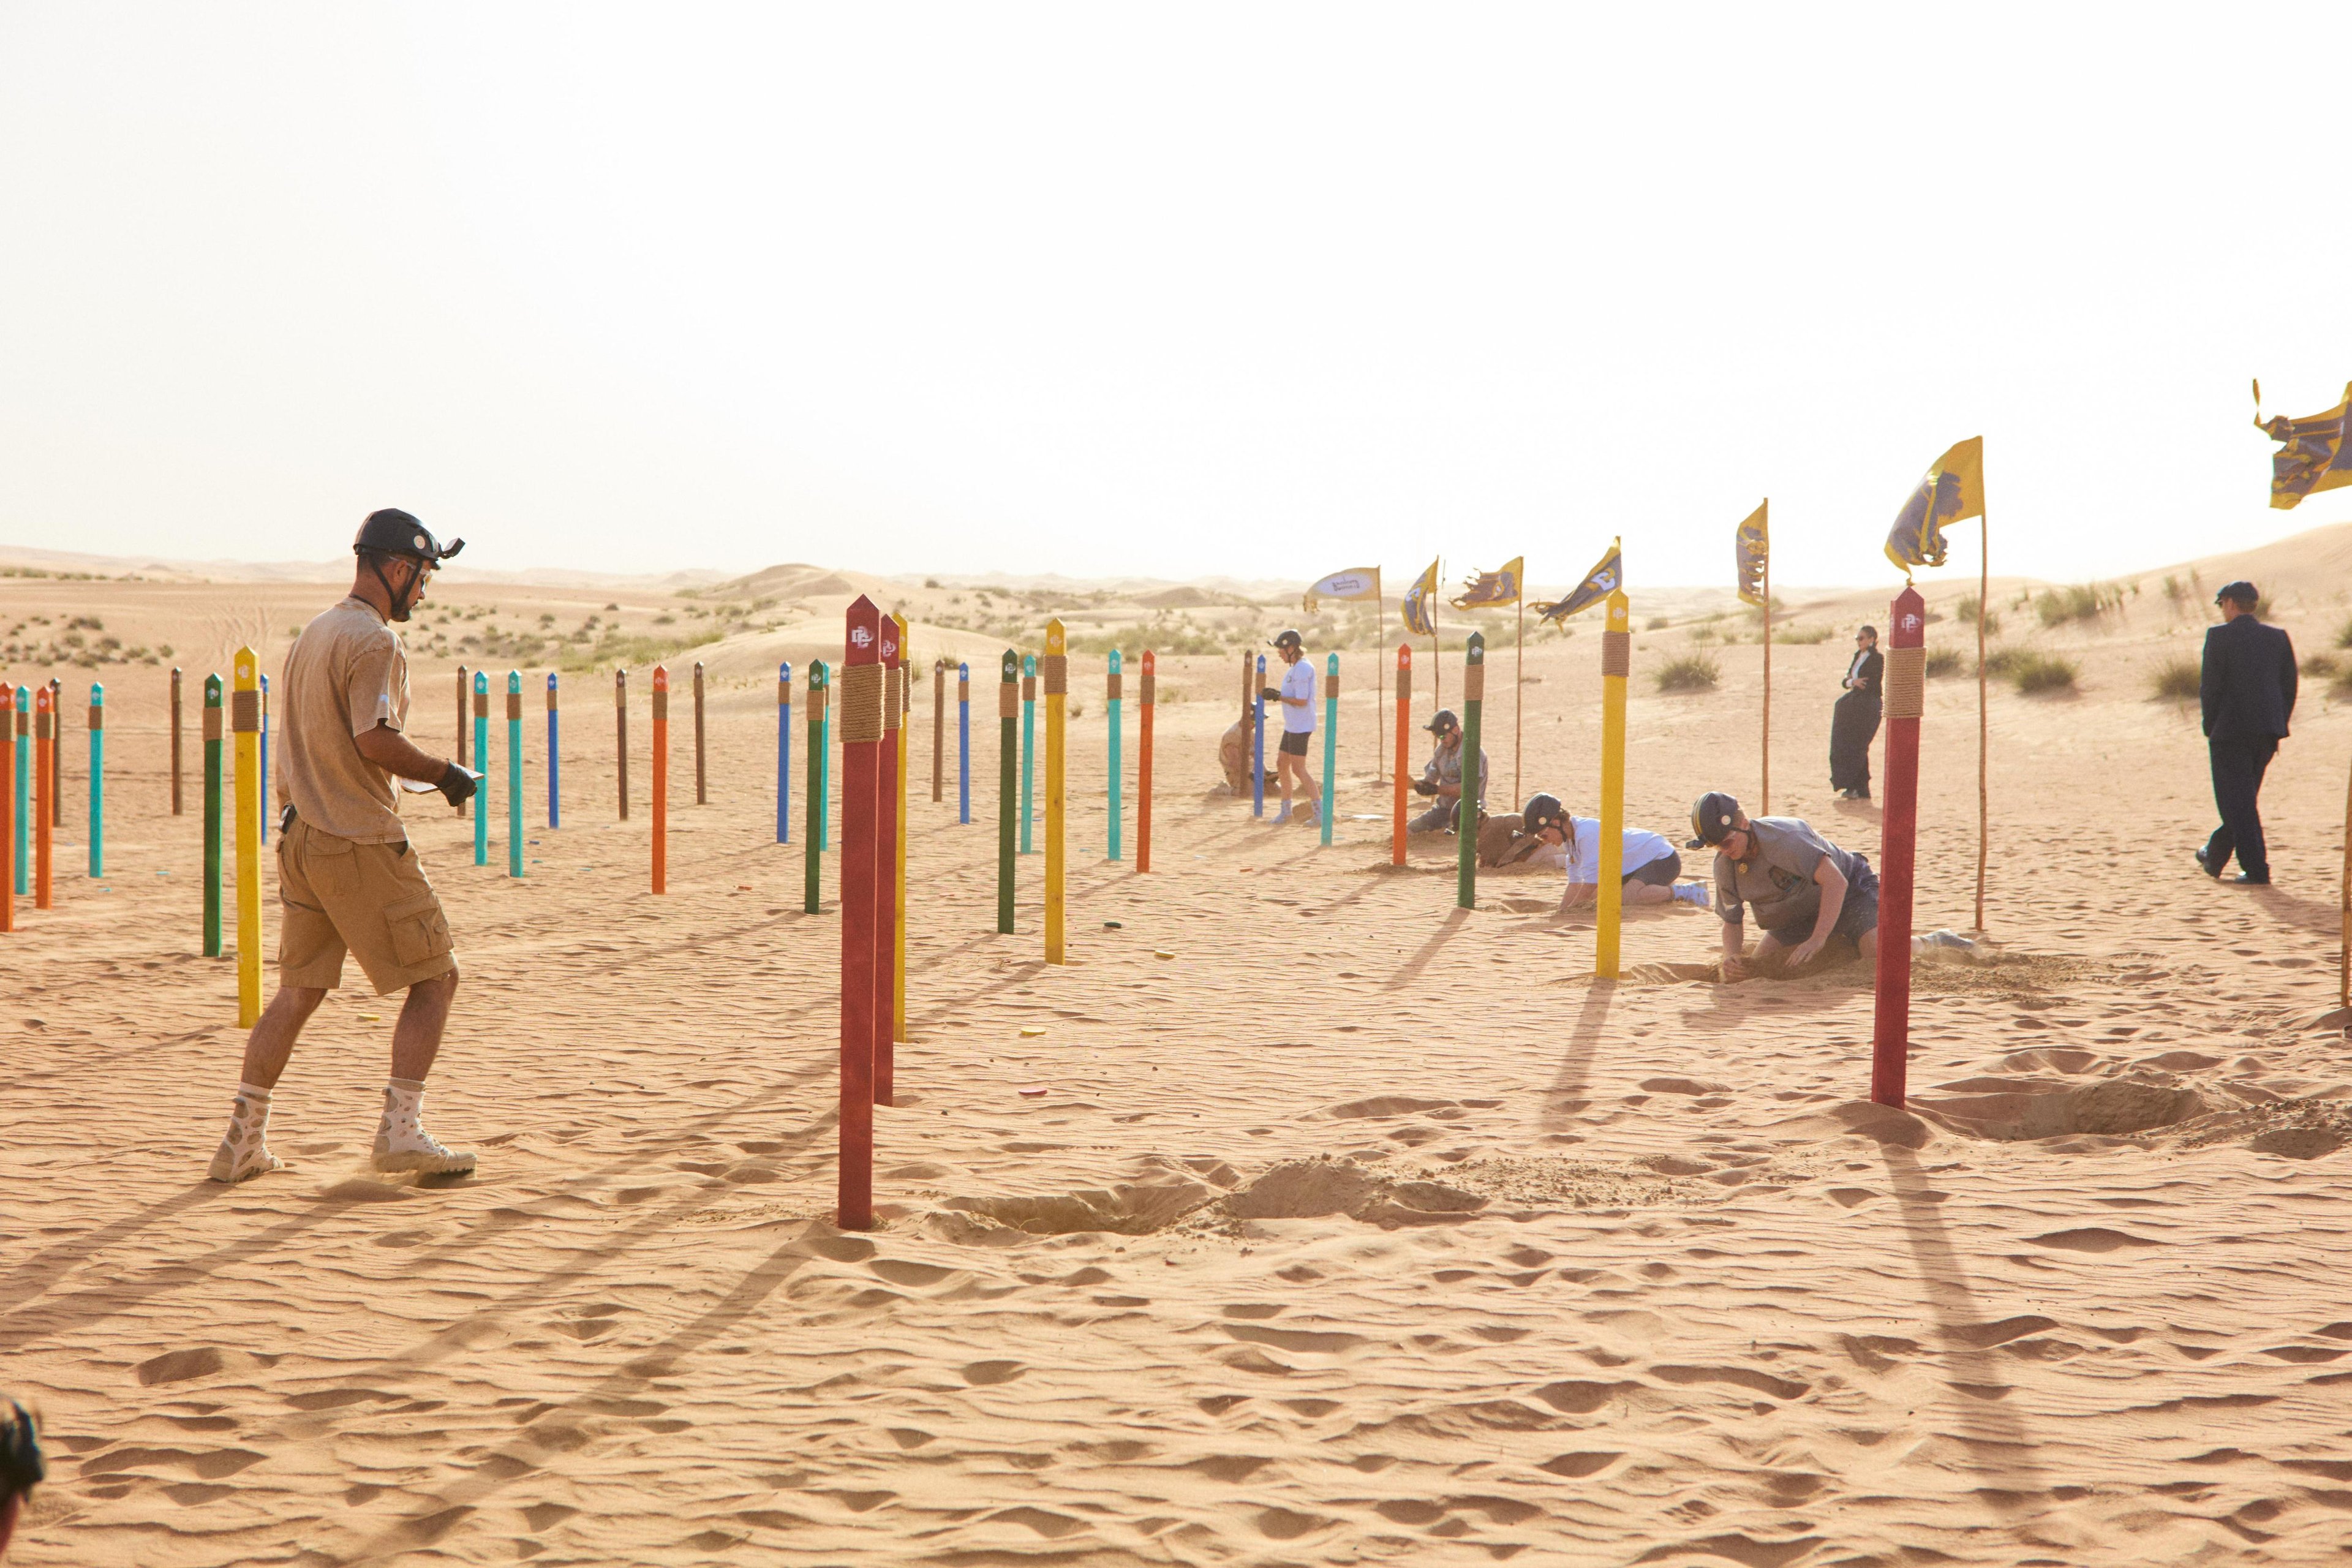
left=1520, top=793, right=1710, bottom=911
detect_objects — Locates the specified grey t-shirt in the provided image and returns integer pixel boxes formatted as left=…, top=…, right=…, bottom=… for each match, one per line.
left=1713, top=817, right=1869, bottom=933
left=1422, top=742, right=1489, bottom=807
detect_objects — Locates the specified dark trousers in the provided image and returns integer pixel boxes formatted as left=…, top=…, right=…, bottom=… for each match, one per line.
left=2206, top=737, right=2277, bottom=879
left=1829, top=692, right=1881, bottom=794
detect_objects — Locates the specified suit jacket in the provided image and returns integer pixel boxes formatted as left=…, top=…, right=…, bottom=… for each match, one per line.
left=2201, top=614, right=2297, bottom=744
left=1839, top=647, right=1883, bottom=702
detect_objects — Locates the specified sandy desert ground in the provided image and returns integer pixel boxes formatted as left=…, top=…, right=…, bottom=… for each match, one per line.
left=6, top=541, right=2352, bottom=1566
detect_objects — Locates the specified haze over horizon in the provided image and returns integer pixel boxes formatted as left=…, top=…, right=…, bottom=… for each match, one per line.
left=1, top=4, right=2346, bottom=590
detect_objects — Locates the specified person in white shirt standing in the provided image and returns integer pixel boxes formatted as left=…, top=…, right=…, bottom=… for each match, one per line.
left=1520, top=793, right=1709, bottom=913
left=1262, top=628, right=1320, bottom=826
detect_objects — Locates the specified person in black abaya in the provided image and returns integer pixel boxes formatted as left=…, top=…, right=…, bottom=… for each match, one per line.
left=1829, top=624, right=1883, bottom=799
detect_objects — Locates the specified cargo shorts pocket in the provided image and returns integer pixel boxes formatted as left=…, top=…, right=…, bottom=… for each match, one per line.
left=384, top=892, right=453, bottom=970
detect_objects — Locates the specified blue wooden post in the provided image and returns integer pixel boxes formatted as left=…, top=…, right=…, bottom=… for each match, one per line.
left=1251, top=654, right=1267, bottom=817
left=957, top=662, right=970, bottom=825
left=546, top=673, right=561, bottom=828
left=473, top=670, right=489, bottom=865
left=87, top=682, right=104, bottom=876
left=257, top=673, right=270, bottom=845
left=1321, top=654, right=1338, bottom=847
left=777, top=659, right=792, bottom=844
left=1020, top=653, right=1036, bottom=854
left=1107, top=649, right=1123, bottom=860
left=507, top=672, right=524, bottom=876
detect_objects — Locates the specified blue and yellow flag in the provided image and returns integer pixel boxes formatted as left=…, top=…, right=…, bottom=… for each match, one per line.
left=1885, top=436, right=1985, bottom=573
left=1734, top=500, right=1768, bottom=606
left=1452, top=556, right=1523, bottom=609
left=2255, top=380, right=2352, bottom=510
left=1302, top=567, right=1381, bottom=615
left=1400, top=559, right=1441, bottom=636
left=1534, top=539, right=1622, bottom=625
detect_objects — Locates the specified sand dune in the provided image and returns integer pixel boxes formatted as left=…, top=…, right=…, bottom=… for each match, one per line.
left=4, top=557, right=2351, bottom=1565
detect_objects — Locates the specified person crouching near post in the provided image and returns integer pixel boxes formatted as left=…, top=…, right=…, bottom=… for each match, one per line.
left=1521, top=793, right=1711, bottom=913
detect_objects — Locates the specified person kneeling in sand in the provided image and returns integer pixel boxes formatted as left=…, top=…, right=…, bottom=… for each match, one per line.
left=1407, top=709, right=1487, bottom=834
left=207, top=509, right=481, bottom=1185
left=1687, top=791, right=1970, bottom=979
left=1520, top=794, right=1709, bottom=912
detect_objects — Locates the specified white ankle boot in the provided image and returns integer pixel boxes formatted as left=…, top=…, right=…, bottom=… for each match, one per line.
left=207, top=1089, right=285, bottom=1184
left=372, top=1080, right=477, bottom=1176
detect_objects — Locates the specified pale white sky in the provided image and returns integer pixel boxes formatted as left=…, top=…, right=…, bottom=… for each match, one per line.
left=0, top=4, right=2346, bottom=589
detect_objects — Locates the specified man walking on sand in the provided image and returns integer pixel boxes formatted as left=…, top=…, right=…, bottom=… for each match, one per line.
left=1262, top=628, right=1320, bottom=825
left=207, top=509, right=481, bottom=1183
left=2196, top=580, right=2296, bottom=886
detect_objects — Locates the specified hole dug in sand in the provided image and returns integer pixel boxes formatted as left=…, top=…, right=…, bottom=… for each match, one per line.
left=932, top=1157, right=1491, bottom=1238
left=1921, top=1077, right=2216, bottom=1142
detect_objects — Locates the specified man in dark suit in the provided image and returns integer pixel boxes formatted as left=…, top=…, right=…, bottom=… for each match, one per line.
left=2197, top=580, right=2297, bottom=885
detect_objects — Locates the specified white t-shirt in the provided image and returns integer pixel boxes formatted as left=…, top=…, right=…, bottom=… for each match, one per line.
left=1280, top=657, right=1317, bottom=734
left=1563, top=817, right=1676, bottom=885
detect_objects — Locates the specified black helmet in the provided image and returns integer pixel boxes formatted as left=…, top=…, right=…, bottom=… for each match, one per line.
left=1268, top=628, right=1303, bottom=650
left=353, top=508, right=464, bottom=566
left=1687, top=791, right=1743, bottom=849
left=1424, top=707, right=1460, bottom=735
left=1522, top=793, right=1567, bottom=837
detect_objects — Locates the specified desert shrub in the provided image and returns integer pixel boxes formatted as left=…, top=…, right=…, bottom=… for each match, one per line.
left=1645, top=616, right=1670, bottom=631
left=1654, top=654, right=1720, bottom=693
left=2302, top=651, right=2339, bottom=679
left=1923, top=647, right=1962, bottom=677
left=2035, top=582, right=2124, bottom=627
left=1953, top=595, right=2002, bottom=635
left=1774, top=623, right=1833, bottom=644
left=2009, top=650, right=2078, bottom=693
left=2335, top=616, right=2352, bottom=650
left=2149, top=655, right=2200, bottom=699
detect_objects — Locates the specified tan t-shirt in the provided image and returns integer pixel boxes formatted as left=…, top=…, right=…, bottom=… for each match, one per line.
left=277, top=597, right=412, bottom=843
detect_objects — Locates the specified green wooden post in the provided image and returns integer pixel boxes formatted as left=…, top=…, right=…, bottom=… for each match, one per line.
left=203, top=674, right=222, bottom=955
left=88, top=682, right=105, bottom=876
left=998, top=649, right=1017, bottom=932
left=507, top=671, right=524, bottom=878
left=1321, top=654, right=1337, bottom=848
left=804, top=660, right=827, bottom=913
left=1106, top=649, right=1123, bottom=861
left=1458, top=633, right=1484, bottom=910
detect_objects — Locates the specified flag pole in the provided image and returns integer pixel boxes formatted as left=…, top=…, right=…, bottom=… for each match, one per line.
left=1975, top=511, right=1989, bottom=932
left=1431, top=559, right=1441, bottom=715
left=1760, top=550, right=1772, bottom=815
left=1513, top=583, right=1525, bottom=810
left=1374, top=567, right=1385, bottom=783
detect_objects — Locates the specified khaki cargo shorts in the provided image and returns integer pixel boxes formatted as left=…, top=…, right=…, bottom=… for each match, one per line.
left=276, top=818, right=456, bottom=993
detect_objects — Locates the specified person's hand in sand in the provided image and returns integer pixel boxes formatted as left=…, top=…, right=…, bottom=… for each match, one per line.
left=1689, top=791, right=1875, bottom=980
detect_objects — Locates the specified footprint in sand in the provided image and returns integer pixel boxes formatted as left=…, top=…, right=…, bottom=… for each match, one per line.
left=961, top=1359, right=1025, bottom=1385
left=2028, top=1227, right=2160, bottom=1253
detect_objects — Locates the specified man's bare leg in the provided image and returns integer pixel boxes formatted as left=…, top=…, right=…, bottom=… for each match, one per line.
left=376, top=969, right=475, bottom=1176
left=391, top=969, right=458, bottom=1082
left=208, top=987, right=328, bottom=1182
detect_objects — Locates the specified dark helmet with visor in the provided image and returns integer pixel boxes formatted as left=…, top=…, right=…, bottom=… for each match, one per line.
left=352, top=508, right=461, bottom=622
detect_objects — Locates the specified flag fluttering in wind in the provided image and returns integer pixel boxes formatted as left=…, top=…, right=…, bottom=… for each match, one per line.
left=1302, top=567, right=1382, bottom=614
left=1401, top=559, right=1441, bottom=636
left=1451, top=557, right=1523, bottom=609
left=1734, top=502, right=1768, bottom=607
left=2254, top=380, right=2352, bottom=510
left=1534, top=540, right=1623, bottom=625
left=1885, top=436, right=1985, bottom=573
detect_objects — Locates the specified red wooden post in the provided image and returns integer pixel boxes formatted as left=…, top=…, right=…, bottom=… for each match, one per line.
left=837, top=597, right=884, bottom=1229
left=1137, top=650, right=1156, bottom=873
left=651, top=665, right=669, bottom=894
left=1392, top=644, right=1412, bottom=866
left=1871, top=584, right=1926, bottom=1108
left=875, top=614, right=902, bottom=1106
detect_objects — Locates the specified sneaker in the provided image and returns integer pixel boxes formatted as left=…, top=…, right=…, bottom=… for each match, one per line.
left=1273, top=805, right=1294, bottom=824
left=2231, top=873, right=2271, bottom=886
left=206, top=1099, right=285, bottom=1185
left=1670, top=882, right=1710, bottom=908
left=373, top=1109, right=478, bottom=1177
left=1915, top=929, right=1980, bottom=956
left=2193, top=848, right=2220, bottom=878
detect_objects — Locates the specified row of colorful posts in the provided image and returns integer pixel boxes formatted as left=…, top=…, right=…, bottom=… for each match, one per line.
left=0, top=677, right=107, bottom=932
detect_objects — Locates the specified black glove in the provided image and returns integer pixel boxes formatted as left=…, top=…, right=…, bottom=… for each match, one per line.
left=435, top=763, right=478, bottom=809
left=1259, top=686, right=1282, bottom=703
left=1412, top=777, right=1436, bottom=797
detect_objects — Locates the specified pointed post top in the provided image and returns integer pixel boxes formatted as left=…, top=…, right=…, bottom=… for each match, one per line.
left=1108, top=648, right=1122, bottom=673
left=881, top=610, right=903, bottom=668
left=1141, top=649, right=1155, bottom=674
left=1256, top=652, right=1267, bottom=671
left=1466, top=631, right=1485, bottom=662
left=1001, top=650, right=1019, bottom=680
left=233, top=647, right=257, bottom=689
left=34, top=684, right=53, bottom=713
left=810, top=658, right=827, bottom=684
left=1044, top=618, right=1066, bottom=656
left=202, top=676, right=220, bottom=702
left=1890, top=584, right=1927, bottom=647
left=548, top=672, right=559, bottom=689
left=474, top=668, right=489, bottom=692
left=89, top=682, right=104, bottom=701
left=652, top=664, right=669, bottom=691
left=1023, top=653, right=1036, bottom=675
left=958, top=661, right=969, bottom=677
left=508, top=670, right=521, bottom=693
left=779, top=658, right=791, bottom=678
left=846, top=597, right=881, bottom=666
left=1397, top=643, right=1412, bottom=669
left=1326, top=653, right=1338, bottom=674
left=1605, top=589, right=1630, bottom=633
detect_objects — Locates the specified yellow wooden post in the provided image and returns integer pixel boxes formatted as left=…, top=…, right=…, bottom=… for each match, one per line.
left=893, top=612, right=911, bottom=1042
left=1044, top=617, right=1067, bottom=964
left=232, top=647, right=262, bottom=1025
left=1596, top=590, right=1630, bottom=979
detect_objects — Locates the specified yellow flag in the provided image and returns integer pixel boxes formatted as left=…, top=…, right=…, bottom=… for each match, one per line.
left=1400, top=559, right=1441, bottom=636
left=1733, top=502, right=1768, bottom=607
left=1302, top=567, right=1381, bottom=614
left=1535, top=540, right=1622, bottom=625
left=1885, top=437, right=1985, bottom=572
left=2255, top=380, right=2352, bottom=510
left=1451, top=557, right=1523, bottom=609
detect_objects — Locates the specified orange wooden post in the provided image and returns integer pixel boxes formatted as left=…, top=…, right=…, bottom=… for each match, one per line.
left=1137, top=650, right=1156, bottom=873
left=651, top=665, right=669, bottom=894
left=33, top=684, right=53, bottom=909
left=1392, top=644, right=1412, bottom=865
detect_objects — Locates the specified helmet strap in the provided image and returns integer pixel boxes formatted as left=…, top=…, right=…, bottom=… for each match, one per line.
left=367, top=555, right=422, bottom=622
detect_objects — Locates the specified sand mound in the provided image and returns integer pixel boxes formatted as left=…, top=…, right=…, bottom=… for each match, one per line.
left=943, top=1177, right=1219, bottom=1235
left=1921, top=1076, right=2215, bottom=1141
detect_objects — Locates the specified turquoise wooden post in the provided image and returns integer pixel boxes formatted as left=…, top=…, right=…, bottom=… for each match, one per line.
left=507, top=671, right=524, bottom=877
left=473, top=670, right=489, bottom=866
left=547, top=673, right=561, bottom=828
left=1106, top=650, right=1123, bottom=860
left=1321, top=654, right=1337, bottom=848
left=1020, top=653, right=1037, bottom=855
left=957, top=663, right=970, bottom=825
left=777, top=660, right=792, bottom=844
left=87, top=682, right=104, bottom=876
left=258, top=673, right=270, bottom=845
left=13, top=685, right=28, bottom=895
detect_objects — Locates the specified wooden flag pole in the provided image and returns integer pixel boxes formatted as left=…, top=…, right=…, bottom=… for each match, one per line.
left=693, top=662, right=706, bottom=807
left=1137, top=650, right=1155, bottom=873
left=998, top=651, right=1017, bottom=930
left=1596, top=592, right=1630, bottom=979
left=650, top=665, right=668, bottom=894
left=473, top=672, right=490, bottom=866
left=1513, top=589, right=1525, bottom=812
left=615, top=669, right=629, bottom=820
left=170, top=666, right=183, bottom=815
left=1392, top=645, right=1411, bottom=867
left=1320, top=654, right=1337, bottom=848
left=507, top=673, right=524, bottom=878
left=1044, top=619, right=1068, bottom=965
left=1975, top=515, right=1989, bottom=932
left=202, top=676, right=221, bottom=954
left=804, top=662, right=827, bottom=914
left=86, top=683, right=104, bottom=877
left=546, top=674, right=561, bottom=829
left=2340, top=748, right=2351, bottom=1018
left=1760, top=553, right=1772, bottom=815
left=875, top=614, right=900, bottom=1093
left=32, top=684, right=53, bottom=910
left=1374, top=569, right=1384, bottom=783
left=231, top=650, right=260, bottom=1026
left=836, top=598, right=883, bottom=1231
left=1251, top=654, right=1267, bottom=816
left=1873, top=585, right=1928, bottom=1107
left=1106, top=650, right=1123, bottom=861
left=1457, top=633, right=1484, bottom=910
left=890, top=614, right=909, bottom=1057
left=932, top=658, right=946, bottom=804
left=46, top=679, right=58, bottom=829
left=777, top=661, right=793, bottom=844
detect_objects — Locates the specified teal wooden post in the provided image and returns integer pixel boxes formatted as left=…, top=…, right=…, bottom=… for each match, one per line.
left=1106, top=650, right=1123, bottom=861
left=998, top=650, right=1016, bottom=932
left=473, top=670, right=489, bottom=866
left=507, top=671, right=524, bottom=877
left=547, top=673, right=561, bottom=828
left=804, top=660, right=826, bottom=913
left=1321, top=654, right=1337, bottom=848
left=87, top=683, right=104, bottom=876
left=1020, top=653, right=1036, bottom=854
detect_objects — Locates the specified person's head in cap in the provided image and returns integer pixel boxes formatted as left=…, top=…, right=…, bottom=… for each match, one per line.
left=1424, top=707, right=1461, bottom=752
left=2215, top=581, right=2261, bottom=621
left=1521, top=791, right=1569, bottom=844
left=0, top=1398, right=43, bottom=1556
left=1267, top=627, right=1305, bottom=667
left=351, top=507, right=464, bottom=624
left=1686, top=790, right=1752, bottom=858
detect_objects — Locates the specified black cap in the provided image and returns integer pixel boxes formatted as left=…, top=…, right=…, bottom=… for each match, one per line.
left=1425, top=707, right=1459, bottom=734
left=1, top=1398, right=43, bottom=1503
left=353, top=508, right=464, bottom=565
left=1687, top=791, right=1743, bottom=849
left=1268, top=628, right=1303, bottom=649
left=1522, top=793, right=1566, bottom=836
left=2215, top=580, right=2258, bottom=608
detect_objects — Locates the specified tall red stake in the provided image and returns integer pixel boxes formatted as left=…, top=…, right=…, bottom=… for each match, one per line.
left=837, top=597, right=883, bottom=1229
left=1871, top=584, right=1926, bottom=1107
left=875, top=614, right=902, bottom=1106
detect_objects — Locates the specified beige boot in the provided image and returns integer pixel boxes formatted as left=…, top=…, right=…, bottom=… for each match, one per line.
left=206, top=1087, right=286, bottom=1183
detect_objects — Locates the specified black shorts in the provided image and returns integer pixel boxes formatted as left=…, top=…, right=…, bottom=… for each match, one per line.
left=1626, top=850, right=1682, bottom=888
left=1278, top=730, right=1311, bottom=757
